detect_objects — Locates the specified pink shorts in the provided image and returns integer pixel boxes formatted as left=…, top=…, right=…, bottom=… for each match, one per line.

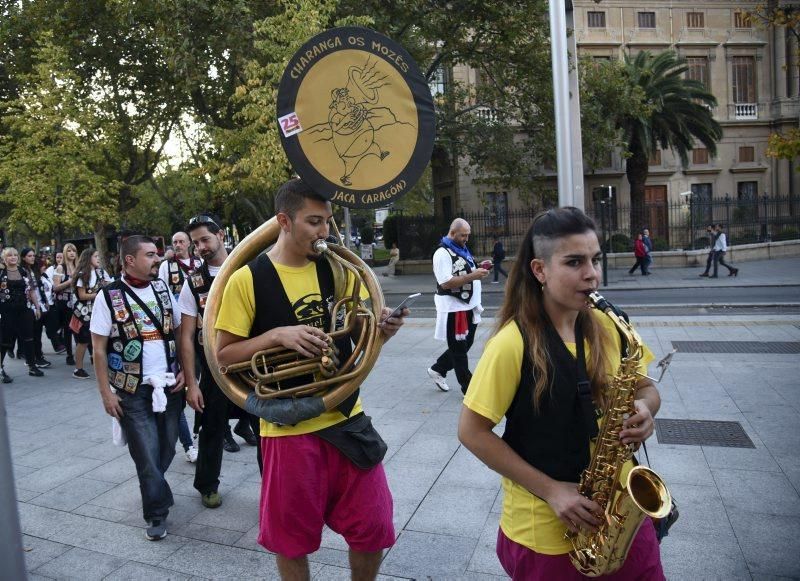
left=496, top=519, right=665, bottom=580
left=257, top=433, right=395, bottom=559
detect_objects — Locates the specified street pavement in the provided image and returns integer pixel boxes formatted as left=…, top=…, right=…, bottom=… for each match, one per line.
left=6, top=258, right=800, bottom=580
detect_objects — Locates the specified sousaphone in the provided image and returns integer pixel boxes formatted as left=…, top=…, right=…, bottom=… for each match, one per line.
left=203, top=26, right=434, bottom=412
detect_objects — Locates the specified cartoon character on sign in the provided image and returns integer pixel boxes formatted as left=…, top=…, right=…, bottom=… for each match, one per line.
left=306, top=58, right=411, bottom=186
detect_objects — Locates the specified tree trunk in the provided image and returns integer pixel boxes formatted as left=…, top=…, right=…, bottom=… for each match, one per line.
left=93, top=224, right=110, bottom=272
left=625, top=141, right=650, bottom=235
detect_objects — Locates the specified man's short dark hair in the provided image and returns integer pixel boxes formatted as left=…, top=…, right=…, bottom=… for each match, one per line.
left=187, top=214, right=222, bottom=235
left=121, top=235, right=155, bottom=261
left=274, top=178, right=327, bottom=219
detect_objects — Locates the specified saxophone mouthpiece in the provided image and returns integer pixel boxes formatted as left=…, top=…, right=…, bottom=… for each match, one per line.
left=588, top=291, right=611, bottom=312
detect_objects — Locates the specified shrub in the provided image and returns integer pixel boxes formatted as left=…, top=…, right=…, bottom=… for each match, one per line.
left=773, top=227, right=800, bottom=242
left=361, top=226, right=374, bottom=245
left=651, top=237, right=669, bottom=251
left=382, top=215, right=399, bottom=249
left=608, top=233, right=631, bottom=253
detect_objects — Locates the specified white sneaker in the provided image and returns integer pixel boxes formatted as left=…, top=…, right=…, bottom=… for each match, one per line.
left=427, top=368, right=449, bottom=392
left=185, top=445, right=198, bottom=463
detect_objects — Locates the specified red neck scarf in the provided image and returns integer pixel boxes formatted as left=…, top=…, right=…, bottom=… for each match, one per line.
left=123, top=274, right=152, bottom=289
left=175, top=256, right=198, bottom=274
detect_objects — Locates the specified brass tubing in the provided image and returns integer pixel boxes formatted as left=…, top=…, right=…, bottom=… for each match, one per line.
left=202, top=216, right=385, bottom=412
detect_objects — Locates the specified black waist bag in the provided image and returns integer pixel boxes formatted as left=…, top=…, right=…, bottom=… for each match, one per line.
left=315, top=413, right=387, bottom=470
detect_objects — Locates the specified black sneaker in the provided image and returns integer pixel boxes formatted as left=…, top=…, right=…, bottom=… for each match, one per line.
left=66, top=355, right=76, bottom=366
left=223, top=430, right=240, bottom=453
left=28, top=367, right=44, bottom=377
left=73, top=369, right=90, bottom=379
left=234, top=420, right=258, bottom=446
left=54, top=345, right=67, bottom=354
left=1, top=370, right=12, bottom=384
left=145, top=519, right=167, bottom=541
left=35, top=358, right=52, bottom=368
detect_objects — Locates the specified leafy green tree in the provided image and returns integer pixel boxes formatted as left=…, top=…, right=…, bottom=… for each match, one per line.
left=618, top=50, right=722, bottom=230
left=0, top=40, right=119, bottom=246
left=0, top=1, right=185, bottom=257
left=337, top=0, right=556, bottom=205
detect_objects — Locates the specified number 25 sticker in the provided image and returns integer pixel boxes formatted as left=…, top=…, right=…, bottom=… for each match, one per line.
left=278, top=112, right=302, bottom=137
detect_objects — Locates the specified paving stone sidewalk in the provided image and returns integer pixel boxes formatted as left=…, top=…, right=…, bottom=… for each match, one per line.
left=6, top=312, right=800, bottom=579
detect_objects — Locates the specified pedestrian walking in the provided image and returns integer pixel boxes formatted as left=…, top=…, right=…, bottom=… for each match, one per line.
left=71, top=248, right=112, bottom=379
left=628, top=233, right=649, bottom=276
left=426, top=218, right=488, bottom=394
left=0, top=247, right=44, bottom=380
left=642, top=228, right=653, bottom=274
left=710, top=224, right=739, bottom=278
left=157, top=230, right=201, bottom=464
left=91, top=235, right=185, bottom=541
left=51, top=244, right=78, bottom=366
left=181, top=214, right=260, bottom=509
left=491, top=236, right=509, bottom=283
left=698, top=224, right=717, bottom=277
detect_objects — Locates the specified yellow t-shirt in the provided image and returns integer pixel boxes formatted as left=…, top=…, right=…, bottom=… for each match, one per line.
left=463, top=309, right=655, bottom=555
left=215, top=257, right=365, bottom=437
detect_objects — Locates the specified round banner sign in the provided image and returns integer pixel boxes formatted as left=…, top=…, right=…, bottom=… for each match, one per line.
left=277, top=27, right=435, bottom=209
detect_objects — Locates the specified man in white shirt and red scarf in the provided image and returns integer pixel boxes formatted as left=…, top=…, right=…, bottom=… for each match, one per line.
left=91, top=235, right=185, bottom=541
left=426, top=218, right=488, bottom=395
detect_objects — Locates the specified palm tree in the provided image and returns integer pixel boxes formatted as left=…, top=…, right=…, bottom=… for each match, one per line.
left=620, top=50, right=723, bottom=232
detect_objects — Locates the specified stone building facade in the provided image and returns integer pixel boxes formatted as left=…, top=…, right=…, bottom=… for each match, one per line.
left=438, top=1, right=799, bottom=235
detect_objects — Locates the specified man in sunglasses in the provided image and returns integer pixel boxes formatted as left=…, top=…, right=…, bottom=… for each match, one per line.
left=180, top=214, right=261, bottom=510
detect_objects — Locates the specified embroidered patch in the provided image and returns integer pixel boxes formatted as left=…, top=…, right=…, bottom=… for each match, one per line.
left=108, top=353, right=123, bottom=371
left=168, top=340, right=176, bottom=358
left=123, top=322, right=138, bottom=339
left=124, top=374, right=139, bottom=393
left=198, top=292, right=208, bottom=309
left=171, top=273, right=180, bottom=284
left=112, top=340, right=123, bottom=353
left=122, top=361, right=141, bottom=375
left=191, top=273, right=204, bottom=288
left=112, top=372, right=126, bottom=389
left=123, top=340, right=142, bottom=361
left=110, top=325, right=120, bottom=338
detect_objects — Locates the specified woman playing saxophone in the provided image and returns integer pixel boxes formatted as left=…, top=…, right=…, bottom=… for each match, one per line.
left=458, top=207, right=665, bottom=580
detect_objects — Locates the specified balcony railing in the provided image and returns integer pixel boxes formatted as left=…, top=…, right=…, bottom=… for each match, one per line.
left=474, top=106, right=499, bottom=123
left=734, top=103, right=758, bottom=120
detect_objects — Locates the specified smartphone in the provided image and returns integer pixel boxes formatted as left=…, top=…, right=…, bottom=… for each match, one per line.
left=385, top=292, right=421, bottom=322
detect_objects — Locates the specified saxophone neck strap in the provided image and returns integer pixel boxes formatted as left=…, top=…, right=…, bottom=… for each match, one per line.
left=575, top=317, right=599, bottom=440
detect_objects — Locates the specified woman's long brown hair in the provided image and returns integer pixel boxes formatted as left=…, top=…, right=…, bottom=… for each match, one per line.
left=494, top=207, right=613, bottom=412
left=72, top=248, right=96, bottom=291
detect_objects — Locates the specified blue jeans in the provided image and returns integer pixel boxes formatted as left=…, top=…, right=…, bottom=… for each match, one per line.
left=178, top=410, right=193, bottom=450
left=118, top=384, right=183, bottom=522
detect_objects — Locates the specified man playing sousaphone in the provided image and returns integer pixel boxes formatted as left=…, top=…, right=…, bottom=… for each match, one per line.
left=214, top=179, right=407, bottom=579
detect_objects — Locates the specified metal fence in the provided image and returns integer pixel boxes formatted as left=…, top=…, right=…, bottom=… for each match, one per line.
left=390, top=195, right=800, bottom=260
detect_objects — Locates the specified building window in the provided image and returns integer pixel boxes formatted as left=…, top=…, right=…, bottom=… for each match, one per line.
left=638, top=11, right=656, bottom=29
left=686, top=56, right=709, bottom=87
left=734, top=11, right=752, bottom=29
left=486, top=192, right=508, bottom=231
left=587, top=11, right=606, bottom=28
left=691, top=183, right=713, bottom=225
left=692, top=148, right=709, bottom=164
left=731, top=56, right=756, bottom=103
left=649, top=150, right=662, bottom=166
left=739, top=146, right=755, bottom=162
left=687, top=12, right=705, bottom=29
left=429, top=66, right=448, bottom=98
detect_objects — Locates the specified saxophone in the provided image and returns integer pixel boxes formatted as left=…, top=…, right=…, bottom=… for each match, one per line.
left=566, top=291, right=671, bottom=577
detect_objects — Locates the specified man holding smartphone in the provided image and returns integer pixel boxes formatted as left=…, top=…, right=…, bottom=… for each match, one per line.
left=427, top=218, right=488, bottom=394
